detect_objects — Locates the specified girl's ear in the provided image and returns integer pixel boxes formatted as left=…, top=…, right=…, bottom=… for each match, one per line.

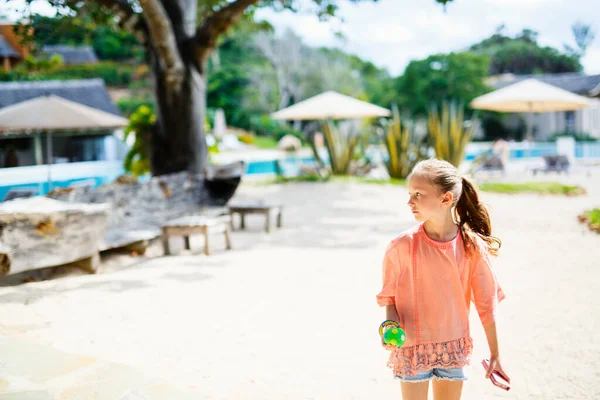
left=442, top=191, right=454, bottom=205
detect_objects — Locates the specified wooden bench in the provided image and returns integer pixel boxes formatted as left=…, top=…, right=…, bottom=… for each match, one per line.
left=228, top=201, right=283, bottom=233
left=100, top=229, right=162, bottom=256
left=161, top=214, right=232, bottom=256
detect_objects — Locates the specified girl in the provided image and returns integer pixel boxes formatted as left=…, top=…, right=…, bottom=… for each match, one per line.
left=376, top=158, right=509, bottom=400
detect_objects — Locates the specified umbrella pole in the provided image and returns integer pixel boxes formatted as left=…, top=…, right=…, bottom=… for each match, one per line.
left=46, top=132, right=53, bottom=193
left=34, top=133, right=44, bottom=196
left=34, top=133, right=43, bottom=165
left=527, top=112, right=533, bottom=141
left=525, top=102, right=534, bottom=159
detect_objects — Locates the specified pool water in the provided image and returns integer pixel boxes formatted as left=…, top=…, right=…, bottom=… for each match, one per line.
left=2, top=141, right=599, bottom=202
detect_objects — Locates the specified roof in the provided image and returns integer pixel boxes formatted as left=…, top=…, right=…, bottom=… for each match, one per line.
left=42, top=45, right=98, bottom=64
left=0, top=79, right=121, bottom=116
left=0, top=34, right=19, bottom=58
left=488, top=73, right=600, bottom=97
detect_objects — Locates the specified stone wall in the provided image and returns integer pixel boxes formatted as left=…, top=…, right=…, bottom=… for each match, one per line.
left=47, top=172, right=232, bottom=250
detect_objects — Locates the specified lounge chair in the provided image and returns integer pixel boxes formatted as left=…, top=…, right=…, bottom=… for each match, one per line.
left=2, top=186, right=38, bottom=202
left=471, top=153, right=505, bottom=176
left=533, top=155, right=570, bottom=175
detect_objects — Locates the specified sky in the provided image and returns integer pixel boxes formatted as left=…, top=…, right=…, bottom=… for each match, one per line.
left=2, top=0, right=599, bottom=77
left=254, top=0, right=600, bottom=76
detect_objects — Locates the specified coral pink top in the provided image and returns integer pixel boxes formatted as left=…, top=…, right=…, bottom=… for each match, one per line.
left=376, top=224, right=505, bottom=376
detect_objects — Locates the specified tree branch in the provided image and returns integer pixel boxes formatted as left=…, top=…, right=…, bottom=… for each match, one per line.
left=194, top=0, right=260, bottom=64
left=138, top=0, right=185, bottom=91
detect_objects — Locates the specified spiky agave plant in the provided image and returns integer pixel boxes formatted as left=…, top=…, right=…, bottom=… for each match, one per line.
left=428, top=101, right=476, bottom=167
left=383, top=105, right=429, bottom=179
left=321, top=119, right=359, bottom=175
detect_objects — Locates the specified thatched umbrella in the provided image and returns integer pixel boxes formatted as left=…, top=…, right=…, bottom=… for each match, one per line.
left=271, top=91, right=390, bottom=120
left=470, top=79, right=590, bottom=140
left=0, top=94, right=128, bottom=190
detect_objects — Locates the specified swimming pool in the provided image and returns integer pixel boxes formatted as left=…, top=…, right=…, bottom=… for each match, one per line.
left=1, top=141, right=599, bottom=201
left=0, top=157, right=318, bottom=200
left=245, top=156, right=317, bottom=176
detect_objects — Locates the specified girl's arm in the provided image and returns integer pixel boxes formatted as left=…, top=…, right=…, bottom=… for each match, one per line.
left=483, top=322, right=510, bottom=381
left=483, top=321, right=499, bottom=356
left=385, top=304, right=399, bottom=323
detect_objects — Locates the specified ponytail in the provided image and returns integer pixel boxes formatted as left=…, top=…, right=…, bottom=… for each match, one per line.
left=455, top=176, right=501, bottom=256
left=410, top=158, right=502, bottom=256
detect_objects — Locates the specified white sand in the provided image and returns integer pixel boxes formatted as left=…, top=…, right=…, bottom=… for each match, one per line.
left=0, top=174, right=599, bottom=399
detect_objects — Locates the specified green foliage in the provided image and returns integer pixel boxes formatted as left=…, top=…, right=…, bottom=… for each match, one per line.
left=586, top=209, right=600, bottom=225
left=480, top=114, right=516, bottom=141
left=93, top=28, right=144, bottom=61
left=269, top=175, right=407, bottom=185
left=479, top=182, right=586, bottom=196
left=384, top=105, right=429, bottom=179
left=273, top=175, right=329, bottom=184
left=312, top=47, right=395, bottom=107
left=18, top=14, right=143, bottom=61
left=322, top=120, right=360, bottom=175
left=253, top=136, right=279, bottom=149
left=207, top=62, right=255, bottom=129
left=578, top=208, right=600, bottom=234
left=207, top=22, right=397, bottom=132
left=18, top=54, right=65, bottom=71
left=117, top=97, right=155, bottom=117
left=568, top=21, right=595, bottom=58
left=206, top=16, right=274, bottom=130
left=237, top=133, right=255, bottom=145
left=428, top=101, right=475, bottom=167
left=123, top=106, right=155, bottom=177
left=249, top=115, right=305, bottom=144
left=0, top=61, right=135, bottom=86
left=548, top=131, right=598, bottom=142
left=470, top=27, right=582, bottom=74
left=395, top=52, right=491, bottom=117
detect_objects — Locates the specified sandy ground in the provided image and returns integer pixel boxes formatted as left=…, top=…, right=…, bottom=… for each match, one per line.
left=0, top=171, right=599, bottom=399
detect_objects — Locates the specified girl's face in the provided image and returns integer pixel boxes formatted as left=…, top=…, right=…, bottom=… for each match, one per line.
left=407, top=174, right=452, bottom=222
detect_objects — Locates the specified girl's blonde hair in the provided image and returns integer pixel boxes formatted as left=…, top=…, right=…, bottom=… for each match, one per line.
left=409, top=158, right=501, bottom=256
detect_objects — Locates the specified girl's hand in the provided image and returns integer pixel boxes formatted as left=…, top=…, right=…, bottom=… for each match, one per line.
left=380, top=339, right=394, bottom=350
left=380, top=326, right=394, bottom=349
left=485, top=354, right=510, bottom=383
left=381, top=336, right=389, bottom=348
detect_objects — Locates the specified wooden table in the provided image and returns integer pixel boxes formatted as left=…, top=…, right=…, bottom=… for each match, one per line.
left=161, top=214, right=232, bottom=256
left=228, top=201, right=283, bottom=233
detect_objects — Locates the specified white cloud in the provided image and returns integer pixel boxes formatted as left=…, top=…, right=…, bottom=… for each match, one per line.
left=1, top=0, right=55, bottom=21
left=286, top=16, right=334, bottom=43
left=484, top=0, right=565, bottom=7
left=355, top=24, right=415, bottom=43
left=414, top=12, right=474, bottom=40
left=582, top=49, right=600, bottom=75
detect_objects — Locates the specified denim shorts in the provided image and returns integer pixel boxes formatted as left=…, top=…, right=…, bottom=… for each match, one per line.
left=396, top=367, right=467, bottom=382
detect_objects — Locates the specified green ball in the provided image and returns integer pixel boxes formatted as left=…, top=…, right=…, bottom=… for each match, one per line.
left=383, top=327, right=406, bottom=347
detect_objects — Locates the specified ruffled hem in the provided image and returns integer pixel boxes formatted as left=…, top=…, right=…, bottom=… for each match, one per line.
left=385, top=336, right=473, bottom=377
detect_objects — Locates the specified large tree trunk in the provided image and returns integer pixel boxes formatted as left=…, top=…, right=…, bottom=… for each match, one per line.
left=142, top=0, right=207, bottom=176
left=150, top=51, right=208, bottom=176
left=138, top=0, right=259, bottom=176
